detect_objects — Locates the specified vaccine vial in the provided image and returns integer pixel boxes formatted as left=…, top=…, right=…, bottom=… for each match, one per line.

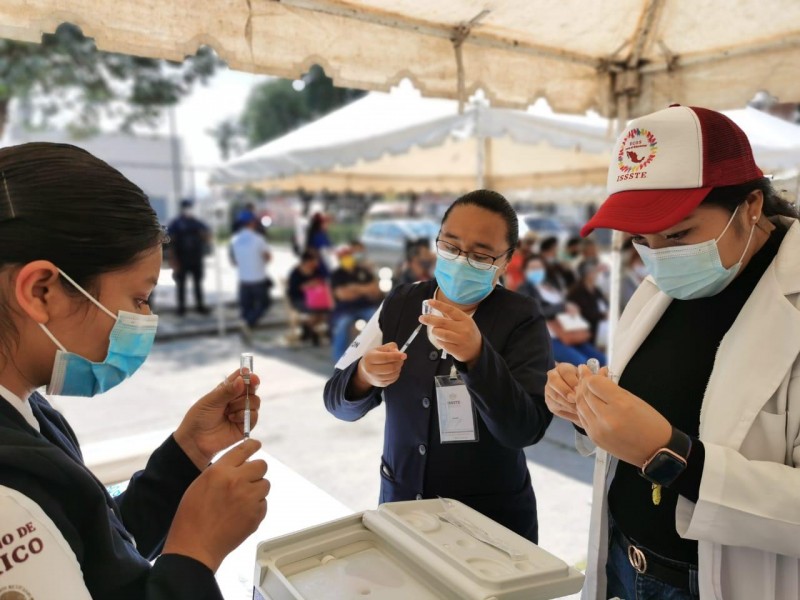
left=240, top=353, right=254, bottom=384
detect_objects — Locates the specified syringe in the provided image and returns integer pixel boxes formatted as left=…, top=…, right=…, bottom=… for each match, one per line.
left=240, top=353, right=254, bottom=438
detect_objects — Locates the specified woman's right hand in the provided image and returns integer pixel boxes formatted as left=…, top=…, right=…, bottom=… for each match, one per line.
left=163, top=439, right=269, bottom=572
left=545, top=363, right=582, bottom=426
left=351, top=343, right=407, bottom=395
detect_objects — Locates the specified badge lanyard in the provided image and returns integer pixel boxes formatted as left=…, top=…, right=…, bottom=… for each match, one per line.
left=434, top=364, right=478, bottom=443
left=401, top=291, right=478, bottom=443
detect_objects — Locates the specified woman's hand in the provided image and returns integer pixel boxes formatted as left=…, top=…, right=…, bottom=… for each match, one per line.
left=574, top=365, right=671, bottom=467
left=351, top=342, right=408, bottom=395
left=419, top=299, right=483, bottom=367
left=174, top=370, right=262, bottom=470
left=163, top=439, right=269, bottom=572
left=544, top=363, right=582, bottom=426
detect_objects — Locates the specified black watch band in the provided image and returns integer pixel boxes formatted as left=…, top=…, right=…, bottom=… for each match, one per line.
left=640, top=427, right=692, bottom=487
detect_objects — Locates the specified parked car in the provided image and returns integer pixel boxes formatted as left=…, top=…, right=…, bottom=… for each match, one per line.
left=360, top=218, right=439, bottom=270
left=517, top=213, right=572, bottom=247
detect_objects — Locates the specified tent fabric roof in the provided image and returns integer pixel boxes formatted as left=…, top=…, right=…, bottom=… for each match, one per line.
left=209, top=89, right=616, bottom=192
left=209, top=92, right=800, bottom=195
left=3, top=0, right=800, bottom=116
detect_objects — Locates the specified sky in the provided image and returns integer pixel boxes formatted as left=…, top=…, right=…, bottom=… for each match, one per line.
left=148, top=68, right=272, bottom=195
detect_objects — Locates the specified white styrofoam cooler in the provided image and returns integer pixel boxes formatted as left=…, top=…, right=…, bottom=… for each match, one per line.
left=253, top=498, right=584, bottom=600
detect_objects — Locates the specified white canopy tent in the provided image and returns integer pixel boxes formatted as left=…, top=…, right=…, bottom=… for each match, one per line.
left=210, top=88, right=616, bottom=195
left=4, top=0, right=800, bottom=347
left=3, top=1, right=800, bottom=119
left=211, top=92, right=800, bottom=198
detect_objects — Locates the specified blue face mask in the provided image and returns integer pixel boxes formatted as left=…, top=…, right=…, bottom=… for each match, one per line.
left=633, top=205, right=755, bottom=301
left=526, top=269, right=546, bottom=286
left=434, top=256, right=498, bottom=305
left=39, top=269, right=158, bottom=396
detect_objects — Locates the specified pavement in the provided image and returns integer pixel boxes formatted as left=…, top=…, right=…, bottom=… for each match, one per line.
left=55, top=242, right=593, bottom=599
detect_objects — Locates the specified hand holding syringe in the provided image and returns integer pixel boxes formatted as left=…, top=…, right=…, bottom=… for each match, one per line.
left=240, top=353, right=254, bottom=439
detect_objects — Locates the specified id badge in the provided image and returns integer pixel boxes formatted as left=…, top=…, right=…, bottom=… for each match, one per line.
left=435, top=372, right=478, bottom=443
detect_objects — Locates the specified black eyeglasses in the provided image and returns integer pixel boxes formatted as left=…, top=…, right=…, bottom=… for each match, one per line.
left=435, top=238, right=513, bottom=271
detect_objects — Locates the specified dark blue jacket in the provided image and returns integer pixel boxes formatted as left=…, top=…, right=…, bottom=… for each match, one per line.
left=324, top=280, right=554, bottom=542
left=0, top=393, right=222, bottom=599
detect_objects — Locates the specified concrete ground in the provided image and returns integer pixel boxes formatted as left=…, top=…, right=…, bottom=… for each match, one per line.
left=55, top=243, right=593, bottom=599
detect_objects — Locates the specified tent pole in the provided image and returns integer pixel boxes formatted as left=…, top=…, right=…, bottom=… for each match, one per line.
left=476, top=106, right=486, bottom=188
left=210, top=185, right=227, bottom=337
left=606, top=96, right=628, bottom=364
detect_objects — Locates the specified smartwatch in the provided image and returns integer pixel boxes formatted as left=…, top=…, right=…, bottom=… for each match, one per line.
left=640, top=427, right=692, bottom=487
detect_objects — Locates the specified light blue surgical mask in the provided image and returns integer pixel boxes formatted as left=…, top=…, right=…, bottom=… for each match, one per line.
left=526, top=269, right=546, bottom=286
left=39, top=269, right=158, bottom=396
left=434, top=256, right=498, bottom=305
left=633, top=205, right=755, bottom=301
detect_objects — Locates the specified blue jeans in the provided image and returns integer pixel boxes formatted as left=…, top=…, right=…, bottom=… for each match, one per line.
left=331, top=306, right=378, bottom=362
left=551, top=339, right=606, bottom=366
left=606, top=525, right=700, bottom=600
left=239, top=279, right=272, bottom=327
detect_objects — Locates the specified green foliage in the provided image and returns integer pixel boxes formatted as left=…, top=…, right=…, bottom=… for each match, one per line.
left=239, top=65, right=365, bottom=148
left=0, top=23, right=222, bottom=136
left=240, top=79, right=311, bottom=147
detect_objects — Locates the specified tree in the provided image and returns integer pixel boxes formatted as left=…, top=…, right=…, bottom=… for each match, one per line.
left=0, top=23, right=221, bottom=138
left=206, top=118, right=246, bottom=161
left=238, top=65, right=365, bottom=148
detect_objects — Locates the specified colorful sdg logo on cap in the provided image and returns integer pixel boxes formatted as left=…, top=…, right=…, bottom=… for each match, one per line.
left=617, top=128, right=658, bottom=177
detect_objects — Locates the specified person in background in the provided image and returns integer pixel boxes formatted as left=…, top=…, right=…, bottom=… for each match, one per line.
left=546, top=105, right=800, bottom=599
left=305, top=212, right=333, bottom=276
left=287, top=250, right=331, bottom=346
left=566, top=261, right=609, bottom=346
left=620, top=236, right=648, bottom=312
left=504, top=231, right=537, bottom=291
left=329, top=242, right=383, bottom=361
left=581, top=237, right=611, bottom=295
left=230, top=215, right=273, bottom=341
left=324, top=189, right=553, bottom=543
left=539, top=236, right=576, bottom=293
left=0, top=142, right=268, bottom=599
left=232, top=202, right=256, bottom=233
left=396, top=239, right=436, bottom=286
left=518, top=254, right=605, bottom=367
left=167, top=198, right=211, bottom=316
left=581, top=238, right=601, bottom=267
left=562, top=236, right=583, bottom=268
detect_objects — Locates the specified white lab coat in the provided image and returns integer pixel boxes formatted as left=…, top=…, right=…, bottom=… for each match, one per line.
left=580, top=218, right=800, bottom=600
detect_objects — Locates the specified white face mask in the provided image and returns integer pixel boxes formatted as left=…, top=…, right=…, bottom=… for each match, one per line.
left=633, top=205, right=755, bottom=300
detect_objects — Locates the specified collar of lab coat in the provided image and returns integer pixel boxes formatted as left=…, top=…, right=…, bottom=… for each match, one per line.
left=611, top=217, right=800, bottom=448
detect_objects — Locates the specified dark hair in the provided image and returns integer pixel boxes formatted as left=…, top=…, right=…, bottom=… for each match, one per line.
left=702, top=177, right=799, bottom=221
left=440, top=189, right=519, bottom=258
left=566, top=237, right=582, bottom=248
left=525, top=253, right=543, bottom=267
left=300, top=250, right=317, bottom=262
left=405, top=238, right=429, bottom=260
left=305, top=212, right=326, bottom=250
left=539, top=236, right=558, bottom=253
left=0, top=142, right=164, bottom=356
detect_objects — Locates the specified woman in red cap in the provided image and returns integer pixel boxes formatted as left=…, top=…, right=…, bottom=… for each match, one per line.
left=545, top=105, right=800, bottom=600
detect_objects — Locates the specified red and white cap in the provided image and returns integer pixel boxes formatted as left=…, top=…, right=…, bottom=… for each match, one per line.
left=581, top=105, right=763, bottom=236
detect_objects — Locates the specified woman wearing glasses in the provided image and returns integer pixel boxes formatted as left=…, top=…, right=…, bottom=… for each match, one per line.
left=324, top=189, right=554, bottom=542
